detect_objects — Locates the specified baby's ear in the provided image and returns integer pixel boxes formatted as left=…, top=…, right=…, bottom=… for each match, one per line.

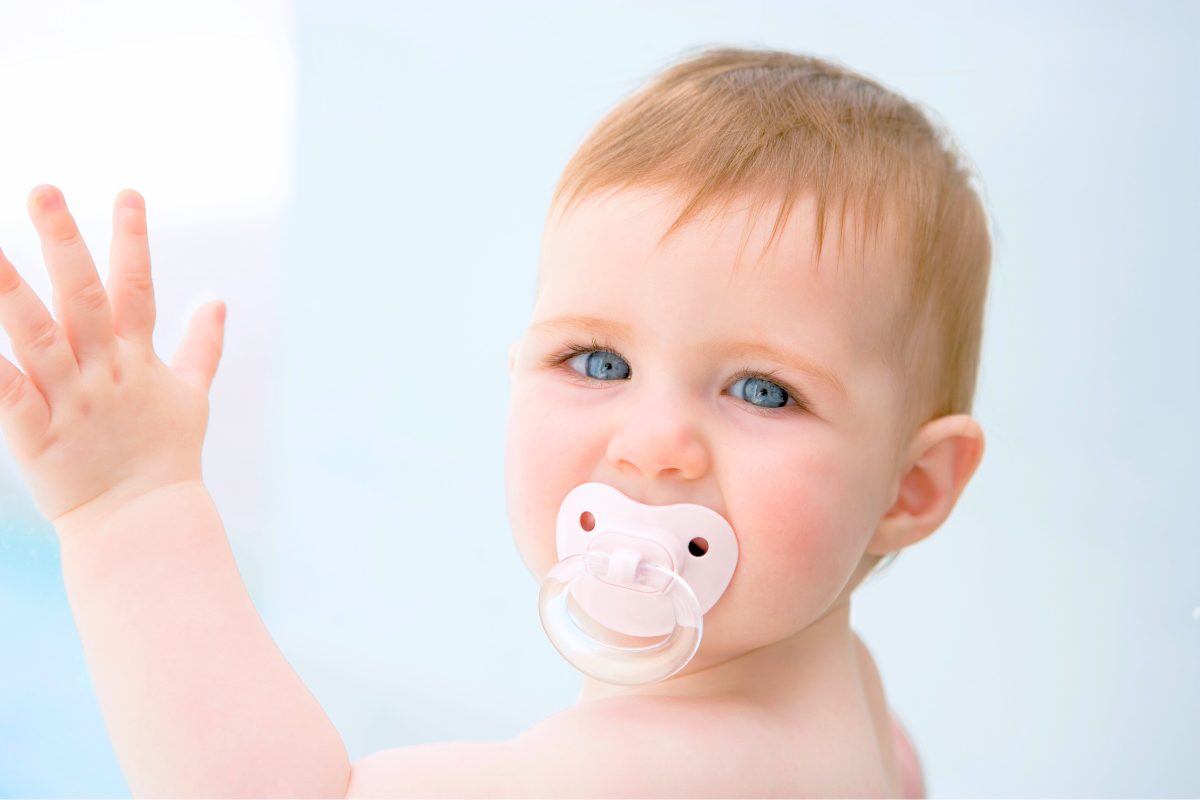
left=508, top=340, right=522, bottom=376
left=867, top=414, right=985, bottom=555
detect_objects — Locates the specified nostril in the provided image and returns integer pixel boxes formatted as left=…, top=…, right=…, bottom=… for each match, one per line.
left=580, top=511, right=595, bottom=532
left=688, top=537, right=709, bottom=557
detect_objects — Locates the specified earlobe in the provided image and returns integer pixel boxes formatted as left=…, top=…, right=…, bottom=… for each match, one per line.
left=867, top=414, right=985, bottom=556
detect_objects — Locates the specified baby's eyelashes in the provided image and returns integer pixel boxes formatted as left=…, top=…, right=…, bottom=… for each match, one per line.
left=555, top=347, right=807, bottom=414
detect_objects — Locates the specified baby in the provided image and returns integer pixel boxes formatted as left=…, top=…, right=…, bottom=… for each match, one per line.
left=0, top=49, right=988, bottom=797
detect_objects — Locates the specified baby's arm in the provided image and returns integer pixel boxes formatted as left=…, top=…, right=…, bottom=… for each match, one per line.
left=0, top=188, right=348, bottom=796
left=0, top=187, right=888, bottom=799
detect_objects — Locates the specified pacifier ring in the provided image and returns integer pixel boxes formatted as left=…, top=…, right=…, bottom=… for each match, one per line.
left=538, top=552, right=703, bottom=686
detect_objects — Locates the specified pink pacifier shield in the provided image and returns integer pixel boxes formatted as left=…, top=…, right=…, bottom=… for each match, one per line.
left=556, top=483, right=738, bottom=637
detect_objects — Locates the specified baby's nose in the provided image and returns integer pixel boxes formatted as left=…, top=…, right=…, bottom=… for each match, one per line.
left=604, top=398, right=710, bottom=480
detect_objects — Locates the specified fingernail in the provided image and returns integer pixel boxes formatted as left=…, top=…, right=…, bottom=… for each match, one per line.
left=216, top=302, right=226, bottom=323
left=121, top=190, right=144, bottom=211
left=37, top=190, right=64, bottom=211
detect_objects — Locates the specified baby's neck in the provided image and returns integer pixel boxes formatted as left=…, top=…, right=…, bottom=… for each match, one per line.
left=577, top=597, right=855, bottom=705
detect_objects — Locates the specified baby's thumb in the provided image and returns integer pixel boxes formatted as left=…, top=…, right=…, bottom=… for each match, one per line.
left=171, top=300, right=225, bottom=393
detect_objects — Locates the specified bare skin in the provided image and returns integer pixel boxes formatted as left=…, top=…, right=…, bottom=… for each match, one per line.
left=0, top=185, right=981, bottom=797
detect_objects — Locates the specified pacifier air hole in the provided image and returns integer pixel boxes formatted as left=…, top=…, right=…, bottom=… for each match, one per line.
left=580, top=511, right=596, bottom=532
left=688, top=537, right=709, bottom=557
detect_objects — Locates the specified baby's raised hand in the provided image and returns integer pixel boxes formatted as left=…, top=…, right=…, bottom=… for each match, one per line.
left=0, top=186, right=224, bottom=531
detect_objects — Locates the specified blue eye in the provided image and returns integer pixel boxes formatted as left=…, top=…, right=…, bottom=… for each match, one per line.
left=729, top=376, right=790, bottom=408
left=567, top=350, right=631, bottom=380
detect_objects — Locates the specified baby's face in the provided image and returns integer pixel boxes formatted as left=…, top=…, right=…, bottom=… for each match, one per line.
left=506, top=189, right=907, bottom=666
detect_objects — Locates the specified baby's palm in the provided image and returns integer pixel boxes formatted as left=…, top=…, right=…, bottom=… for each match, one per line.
left=0, top=187, right=224, bottom=524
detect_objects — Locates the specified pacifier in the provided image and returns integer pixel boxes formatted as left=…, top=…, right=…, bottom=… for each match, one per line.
left=538, top=483, right=739, bottom=685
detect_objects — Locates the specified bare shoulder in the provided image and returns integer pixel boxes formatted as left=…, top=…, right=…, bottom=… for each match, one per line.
left=345, top=698, right=712, bottom=798
left=348, top=689, right=890, bottom=798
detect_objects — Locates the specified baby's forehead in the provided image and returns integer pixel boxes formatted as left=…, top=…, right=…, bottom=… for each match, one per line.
left=538, top=189, right=907, bottom=343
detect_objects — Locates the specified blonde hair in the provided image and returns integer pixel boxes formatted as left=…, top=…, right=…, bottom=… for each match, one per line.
left=553, top=48, right=991, bottom=424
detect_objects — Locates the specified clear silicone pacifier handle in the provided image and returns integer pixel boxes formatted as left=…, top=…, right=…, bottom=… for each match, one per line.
left=538, top=551, right=703, bottom=686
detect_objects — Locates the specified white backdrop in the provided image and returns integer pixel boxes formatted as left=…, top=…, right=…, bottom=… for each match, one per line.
left=1, top=1, right=1197, bottom=797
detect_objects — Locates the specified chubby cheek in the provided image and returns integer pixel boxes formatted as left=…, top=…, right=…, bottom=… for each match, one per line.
left=504, top=378, right=603, bottom=580
left=708, top=426, right=884, bottom=651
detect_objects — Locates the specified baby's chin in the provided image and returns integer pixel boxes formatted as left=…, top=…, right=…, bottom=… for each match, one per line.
left=661, top=598, right=838, bottom=680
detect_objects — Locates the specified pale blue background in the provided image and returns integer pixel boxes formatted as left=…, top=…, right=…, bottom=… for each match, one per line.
left=2, top=1, right=1198, bottom=796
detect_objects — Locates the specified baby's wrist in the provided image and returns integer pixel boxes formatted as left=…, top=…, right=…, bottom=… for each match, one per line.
left=52, top=476, right=211, bottom=545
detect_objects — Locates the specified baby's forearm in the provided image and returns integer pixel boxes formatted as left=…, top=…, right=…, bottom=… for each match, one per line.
left=56, top=481, right=349, bottom=798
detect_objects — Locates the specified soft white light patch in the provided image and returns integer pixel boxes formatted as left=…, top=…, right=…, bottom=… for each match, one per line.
left=0, top=0, right=296, bottom=282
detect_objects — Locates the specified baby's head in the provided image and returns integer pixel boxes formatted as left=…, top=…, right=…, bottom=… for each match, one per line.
left=506, top=49, right=990, bottom=669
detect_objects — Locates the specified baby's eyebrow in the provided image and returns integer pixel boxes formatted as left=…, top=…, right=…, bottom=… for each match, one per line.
left=529, top=315, right=636, bottom=342
left=715, top=341, right=847, bottom=398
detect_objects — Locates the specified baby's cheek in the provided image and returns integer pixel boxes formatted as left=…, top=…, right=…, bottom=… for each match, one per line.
left=504, top=382, right=605, bottom=579
left=721, top=439, right=870, bottom=639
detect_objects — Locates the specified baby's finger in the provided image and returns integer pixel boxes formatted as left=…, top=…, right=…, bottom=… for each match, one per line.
left=27, top=186, right=117, bottom=363
left=170, top=301, right=225, bottom=393
left=0, top=352, right=51, bottom=451
left=0, top=246, right=79, bottom=399
left=107, top=190, right=156, bottom=345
